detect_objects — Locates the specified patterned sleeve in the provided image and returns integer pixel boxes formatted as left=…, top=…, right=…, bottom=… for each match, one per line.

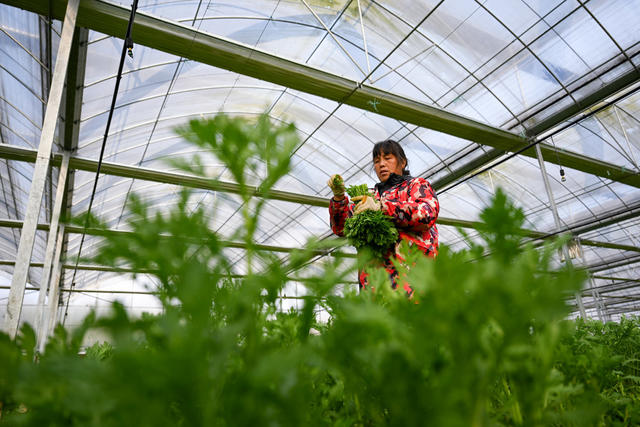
left=380, top=177, right=439, bottom=231
left=329, top=196, right=353, bottom=237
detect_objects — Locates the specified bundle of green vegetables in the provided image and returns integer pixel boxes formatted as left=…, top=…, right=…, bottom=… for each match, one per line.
left=343, top=182, right=398, bottom=260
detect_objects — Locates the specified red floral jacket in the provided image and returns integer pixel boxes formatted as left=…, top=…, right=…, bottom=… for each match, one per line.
left=329, top=173, right=439, bottom=293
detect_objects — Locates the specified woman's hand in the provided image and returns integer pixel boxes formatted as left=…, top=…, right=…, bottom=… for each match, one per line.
left=327, top=174, right=345, bottom=200
left=352, top=195, right=381, bottom=215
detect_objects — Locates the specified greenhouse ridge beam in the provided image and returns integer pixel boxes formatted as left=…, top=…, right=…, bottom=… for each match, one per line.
left=586, top=253, right=640, bottom=274
left=580, top=280, right=640, bottom=297
left=0, top=269, right=357, bottom=286
left=525, top=67, right=640, bottom=138
left=1, top=285, right=357, bottom=295
left=0, top=259, right=142, bottom=274
left=572, top=297, right=640, bottom=313
left=1, top=144, right=639, bottom=246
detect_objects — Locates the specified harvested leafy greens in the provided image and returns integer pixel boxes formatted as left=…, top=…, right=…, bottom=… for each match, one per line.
left=331, top=175, right=344, bottom=191
left=344, top=210, right=398, bottom=259
left=345, top=184, right=370, bottom=198
left=343, top=183, right=398, bottom=259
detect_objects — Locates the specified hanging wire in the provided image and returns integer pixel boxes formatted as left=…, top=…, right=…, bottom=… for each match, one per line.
left=549, top=135, right=566, bottom=182
left=63, top=0, right=139, bottom=325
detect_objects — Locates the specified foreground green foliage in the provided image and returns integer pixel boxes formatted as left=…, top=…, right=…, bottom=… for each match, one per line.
left=1, top=115, right=639, bottom=426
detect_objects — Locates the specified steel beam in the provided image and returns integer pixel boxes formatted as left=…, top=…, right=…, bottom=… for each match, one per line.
left=587, top=253, right=640, bottom=273
left=43, top=224, right=65, bottom=346
left=569, top=203, right=640, bottom=236
left=524, top=201, right=640, bottom=249
left=61, top=28, right=88, bottom=152
left=525, top=67, right=640, bottom=138
left=0, top=259, right=145, bottom=273
left=591, top=275, right=640, bottom=283
left=430, top=148, right=502, bottom=191
left=0, top=270, right=357, bottom=286
left=57, top=27, right=89, bottom=321
left=600, top=305, right=640, bottom=317
left=2, top=0, right=79, bottom=338
left=571, top=296, right=640, bottom=312
left=535, top=143, right=587, bottom=318
left=579, top=279, right=640, bottom=296
left=0, top=218, right=355, bottom=257
left=0, top=143, right=330, bottom=207
left=1, top=211, right=638, bottom=254
left=34, top=152, right=70, bottom=345
left=430, top=215, right=640, bottom=253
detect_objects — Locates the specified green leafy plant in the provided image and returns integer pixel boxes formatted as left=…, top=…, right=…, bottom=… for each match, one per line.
left=343, top=183, right=398, bottom=260
left=345, top=184, right=370, bottom=198
left=84, top=341, right=113, bottom=361
left=344, top=210, right=398, bottom=260
left=0, top=115, right=638, bottom=426
left=331, top=174, right=344, bottom=192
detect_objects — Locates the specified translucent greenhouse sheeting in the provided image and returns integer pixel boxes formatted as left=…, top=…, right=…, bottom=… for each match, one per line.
left=61, top=272, right=164, bottom=330
left=581, top=217, right=640, bottom=248
left=96, top=0, right=640, bottom=131
left=255, top=202, right=330, bottom=247
left=69, top=189, right=248, bottom=243
left=439, top=154, right=638, bottom=236
left=548, top=95, right=640, bottom=172
left=1, top=0, right=640, bottom=321
left=0, top=6, right=44, bottom=150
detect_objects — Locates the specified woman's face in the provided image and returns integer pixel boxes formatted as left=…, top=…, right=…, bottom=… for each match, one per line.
left=374, top=151, right=405, bottom=182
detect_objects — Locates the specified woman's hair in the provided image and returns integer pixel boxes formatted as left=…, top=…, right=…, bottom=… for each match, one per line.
left=372, top=139, right=410, bottom=175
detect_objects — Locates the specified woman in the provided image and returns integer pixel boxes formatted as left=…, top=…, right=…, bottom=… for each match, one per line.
left=328, top=139, right=439, bottom=294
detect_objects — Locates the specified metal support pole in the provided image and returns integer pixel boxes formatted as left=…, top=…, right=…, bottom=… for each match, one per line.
left=40, top=224, right=65, bottom=352
left=534, top=144, right=588, bottom=318
left=589, top=276, right=608, bottom=321
left=34, top=152, right=70, bottom=347
left=356, top=0, right=371, bottom=76
left=575, top=239, right=611, bottom=322
left=2, top=0, right=79, bottom=337
left=613, top=105, right=638, bottom=170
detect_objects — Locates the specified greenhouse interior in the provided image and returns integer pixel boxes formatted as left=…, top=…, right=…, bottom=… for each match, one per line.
left=1, top=0, right=640, bottom=424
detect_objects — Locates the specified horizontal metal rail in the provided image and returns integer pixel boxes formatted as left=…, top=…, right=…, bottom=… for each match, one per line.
left=1, top=143, right=639, bottom=248
left=0, top=218, right=355, bottom=258
left=0, top=285, right=354, bottom=295
left=1, top=214, right=638, bottom=256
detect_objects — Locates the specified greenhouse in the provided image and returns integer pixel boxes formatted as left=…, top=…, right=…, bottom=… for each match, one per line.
left=1, top=0, right=639, bottom=425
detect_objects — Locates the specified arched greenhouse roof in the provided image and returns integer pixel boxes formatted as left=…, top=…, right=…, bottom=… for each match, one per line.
left=1, top=0, right=639, bottom=328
